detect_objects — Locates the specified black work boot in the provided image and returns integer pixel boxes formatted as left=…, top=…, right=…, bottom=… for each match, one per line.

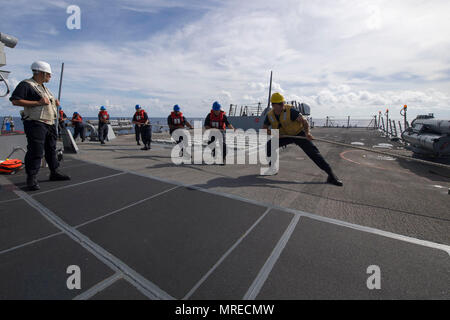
left=327, top=172, right=343, bottom=186
left=137, top=141, right=141, bottom=146
left=140, top=146, right=148, bottom=150
left=49, top=170, right=71, bottom=181
left=147, top=143, right=152, bottom=150
left=27, top=175, right=40, bottom=191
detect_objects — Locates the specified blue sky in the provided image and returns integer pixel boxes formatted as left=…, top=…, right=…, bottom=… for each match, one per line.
left=1, top=0, right=449, bottom=119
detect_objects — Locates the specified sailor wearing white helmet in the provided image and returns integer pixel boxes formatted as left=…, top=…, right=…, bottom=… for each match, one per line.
left=10, top=61, right=70, bottom=191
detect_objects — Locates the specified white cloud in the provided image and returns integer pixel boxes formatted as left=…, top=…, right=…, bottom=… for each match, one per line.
left=1, top=0, right=450, bottom=119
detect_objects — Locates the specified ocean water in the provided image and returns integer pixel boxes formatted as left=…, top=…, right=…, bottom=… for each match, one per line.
left=2, top=117, right=204, bottom=134
left=2, top=116, right=397, bottom=133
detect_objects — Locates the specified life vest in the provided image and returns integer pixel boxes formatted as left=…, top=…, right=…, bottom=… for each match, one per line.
left=209, top=110, right=226, bottom=130
left=99, top=110, right=109, bottom=121
left=59, top=110, right=65, bottom=120
left=170, top=111, right=185, bottom=127
left=266, top=105, right=304, bottom=136
left=134, top=109, right=147, bottom=124
left=0, top=159, right=24, bottom=175
left=22, top=78, right=57, bottom=124
left=72, top=114, right=82, bottom=123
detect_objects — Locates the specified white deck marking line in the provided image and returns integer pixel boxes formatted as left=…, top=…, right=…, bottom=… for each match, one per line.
left=1, top=172, right=125, bottom=200
left=32, top=172, right=126, bottom=196
left=74, top=185, right=181, bottom=228
left=73, top=273, right=122, bottom=300
left=196, top=188, right=450, bottom=254
left=14, top=190, right=175, bottom=300
left=0, top=197, right=21, bottom=204
left=145, top=175, right=450, bottom=253
left=182, top=208, right=272, bottom=300
left=284, top=207, right=450, bottom=254
left=58, top=162, right=93, bottom=170
left=95, top=144, right=167, bottom=152
left=120, top=274, right=158, bottom=300
left=0, top=232, right=64, bottom=255
left=243, top=215, right=301, bottom=300
left=74, top=158, right=450, bottom=254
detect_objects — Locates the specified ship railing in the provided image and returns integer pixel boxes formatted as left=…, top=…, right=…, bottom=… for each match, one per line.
left=229, top=100, right=309, bottom=117
left=229, top=103, right=264, bottom=117
left=86, top=118, right=134, bottom=132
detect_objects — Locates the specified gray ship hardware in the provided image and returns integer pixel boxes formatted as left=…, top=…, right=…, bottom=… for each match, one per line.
left=60, top=127, right=79, bottom=154
left=74, top=120, right=125, bottom=142
left=0, top=32, right=18, bottom=97
left=56, top=63, right=64, bottom=137
left=1, top=115, right=18, bottom=134
left=282, top=134, right=450, bottom=170
left=402, top=116, right=450, bottom=158
left=227, top=71, right=311, bottom=131
left=86, top=119, right=130, bottom=141
left=227, top=100, right=311, bottom=131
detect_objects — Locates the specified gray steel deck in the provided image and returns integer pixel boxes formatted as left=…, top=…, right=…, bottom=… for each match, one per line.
left=0, top=128, right=449, bottom=299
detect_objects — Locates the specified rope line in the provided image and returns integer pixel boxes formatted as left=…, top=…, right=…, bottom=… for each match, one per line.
left=281, top=135, right=450, bottom=170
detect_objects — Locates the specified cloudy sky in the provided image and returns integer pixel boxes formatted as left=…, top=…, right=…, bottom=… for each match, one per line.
left=1, top=0, right=449, bottom=119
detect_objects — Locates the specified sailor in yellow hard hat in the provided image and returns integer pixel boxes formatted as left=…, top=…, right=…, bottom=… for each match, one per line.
left=263, top=92, right=343, bottom=186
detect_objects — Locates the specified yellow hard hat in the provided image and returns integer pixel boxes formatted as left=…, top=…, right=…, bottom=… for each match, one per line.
left=270, top=92, right=285, bottom=104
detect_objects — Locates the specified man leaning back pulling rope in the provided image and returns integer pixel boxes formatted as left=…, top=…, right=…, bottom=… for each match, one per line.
left=263, top=92, right=343, bottom=186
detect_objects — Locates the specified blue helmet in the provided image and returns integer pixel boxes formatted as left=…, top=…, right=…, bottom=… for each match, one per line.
left=173, top=104, right=180, bottom=112
left=100, top=106, right=106, bottom=110
left=58, top=106, right=62, bottom=110
left=212, top=101, right=221, bottom=111
left=73, top=112, right=78, bottom=115
left=135, top=104, right=141, bottom=110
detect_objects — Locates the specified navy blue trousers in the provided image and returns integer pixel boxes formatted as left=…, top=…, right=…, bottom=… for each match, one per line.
left=23, top=120, right=59, bottom=176
left=266, top=131, right=332, bottom=174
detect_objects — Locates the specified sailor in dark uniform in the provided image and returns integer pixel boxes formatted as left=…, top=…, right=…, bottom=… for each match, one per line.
left=57, top=106, right=67, bottom=138
left=98, top=106, right=109, bottom=144
left=133, top=105, right=142, bottom=145
left=204, top=101, right=234, bottom=164
left=168, top=104, right=193, bottom=156
left=132, top=106, right=152, bottom=150
left=71, top=112, right=86, bottom=142
left=9, top=61, right=70, bottom=191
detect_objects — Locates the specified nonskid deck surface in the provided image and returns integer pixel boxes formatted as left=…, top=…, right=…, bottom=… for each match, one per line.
left=0, top=128, right=449, bottom=299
